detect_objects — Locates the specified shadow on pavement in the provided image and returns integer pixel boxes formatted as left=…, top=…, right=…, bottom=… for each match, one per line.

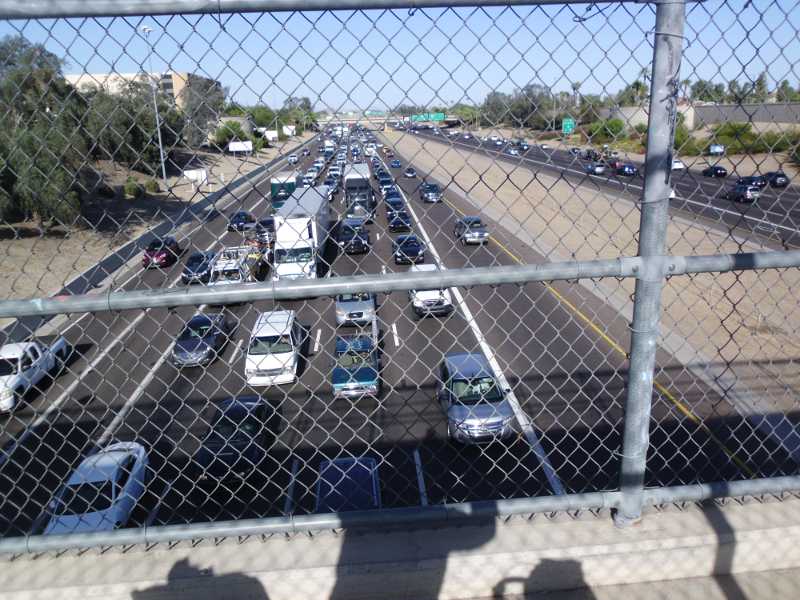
left=131, top=557, right=269, bottom=600
left=491, top=558, right=596, bottom=599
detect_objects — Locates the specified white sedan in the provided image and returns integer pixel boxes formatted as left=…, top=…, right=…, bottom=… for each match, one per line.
left=287, top=154, right=298, bottom=165
left=44, top=442, right=148, bottom=535
left=671, top=159, right=686, bottom=170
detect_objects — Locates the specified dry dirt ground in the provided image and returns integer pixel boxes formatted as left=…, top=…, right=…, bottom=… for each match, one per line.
left=0, top=132, right=314, bottom=308
left=381, top=129, right=800, bottom=410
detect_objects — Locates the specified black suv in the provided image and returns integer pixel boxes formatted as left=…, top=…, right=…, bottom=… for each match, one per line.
left=702, top=165, right=728, bottom=178
left=388, top=210, right=412, bottom=232
left=736, top=175, right=767, bottom=189
left=337, top=218, right=371, bottom=254
left=393, top=235, right=425, bottom=264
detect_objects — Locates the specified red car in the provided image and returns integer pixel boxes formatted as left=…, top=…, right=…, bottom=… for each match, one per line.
left=142, top=237, right=182, bottom=269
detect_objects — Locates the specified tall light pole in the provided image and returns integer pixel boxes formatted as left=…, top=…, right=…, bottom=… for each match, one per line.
left=141, top=26, right=167, bottom=183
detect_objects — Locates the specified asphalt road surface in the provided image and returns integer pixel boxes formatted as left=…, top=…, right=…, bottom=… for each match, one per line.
left=0, top=132, right=794, bottom=539
left=411, top=128, right=800, bottom=248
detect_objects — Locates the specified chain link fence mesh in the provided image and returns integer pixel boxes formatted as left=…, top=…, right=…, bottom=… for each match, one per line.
left=0, top=0, right=798, bottom=550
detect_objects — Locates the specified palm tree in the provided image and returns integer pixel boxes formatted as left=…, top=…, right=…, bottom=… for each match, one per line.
left=571, top=81, right=581, bottom=107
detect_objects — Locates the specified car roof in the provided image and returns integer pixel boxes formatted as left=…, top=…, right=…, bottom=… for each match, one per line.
left=214, top=395, right=263, bottom=419
left=253, top=311, right=295, bottom=337
left=397, top=234, right=419, bottom=243
left=444, top=352, right=494, bottom=379
left=186, top=314, right=215, bottom=328
left=70, top=445, right=141, bottom=484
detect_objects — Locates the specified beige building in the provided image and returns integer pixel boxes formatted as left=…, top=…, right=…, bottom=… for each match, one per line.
left=64, top=71, right=221, bottom=111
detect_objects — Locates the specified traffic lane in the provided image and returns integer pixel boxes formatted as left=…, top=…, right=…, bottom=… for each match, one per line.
left=0, top=305, right=189, bottom=536
left=395, top=149, right=788, bottom=490
left=412, top=130, right=800, bottom=248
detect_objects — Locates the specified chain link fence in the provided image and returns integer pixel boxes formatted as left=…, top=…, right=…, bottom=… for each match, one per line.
left=0, top=0, right=799, bottom=552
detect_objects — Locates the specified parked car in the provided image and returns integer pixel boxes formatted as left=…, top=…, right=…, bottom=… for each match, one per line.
left=0, top=337, right=70, bottom=412
left=335, top=291, right=377, bottom=326
left=393, top=235, right=426, bottom=264
left=287, top=153, right=298, bottom=165
left=331, top=330, right=381, bottom=399
left=404, top=167, right=417, bottom=178
left=388, top=210, right=413, bottom=232
left=725, top=184, right=761, bottom=203
left=736, top=175, right=767, bottom=189
left=142, top=237, right=181, bottom=269
left=453, top=216, right=489, bottom=245
left=702, top=165, right=728, bottom=178
left=409, top=264, right=454, bottom=318
left=44, top=442, right=148, bottom=534
left=315, top=457, right=381, bottom=512
left=194, top=396, right=275, bottom=479
left=617, top=164, right=639, bottom=177
left=708, top=143, right=725, bottom=156
left=671, top=159, right=686, bottom=170
left=171, top=313, right=235, bottom=368
left=181, top=251, right=216, bottom=284
left=765, top=171, right=789, bottom=188
left=419, top=183, right=442, bottom=203
left=437, top=353, right=514, bottom=445
left=585, top=162, right=606, bottom=175
left=389, top=159, right=402, bottom=168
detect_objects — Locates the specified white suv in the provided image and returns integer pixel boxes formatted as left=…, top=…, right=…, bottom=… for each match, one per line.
left=288, top=154, right=298, bottom=165
left=245, top=311, right=305, bottom=386
left=408, top=264, right=454, bottom=318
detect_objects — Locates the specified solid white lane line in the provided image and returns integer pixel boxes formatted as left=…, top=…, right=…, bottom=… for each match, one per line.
left=383, top=156, right=565, bottom=496
left=376, top=232, right=380, bottom=241
left=283, top=458, right=300, bottom=516
left=313, top=329, right=321, bottom=354
left=381, top=265, right=386, bottom=274
left=413, top=448, right=428, bottom=506
left=391, top=323, right=400, bottom=348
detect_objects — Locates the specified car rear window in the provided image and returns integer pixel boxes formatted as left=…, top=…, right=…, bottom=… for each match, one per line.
left=55, top=481, right=114, bottom=515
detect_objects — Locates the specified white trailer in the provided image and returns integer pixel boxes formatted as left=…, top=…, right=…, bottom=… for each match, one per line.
left=273, top=186, right=332, bottom=280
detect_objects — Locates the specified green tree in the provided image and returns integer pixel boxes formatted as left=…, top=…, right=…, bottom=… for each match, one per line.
left=776, top=80, right=800, bottom=103
left=250, top=105, right=277, bottom=128
left=213, top=120, right=248, bottom=147
left=179, top=75, right=225, bottom=147
left=752, top=72, right=769, bottom=103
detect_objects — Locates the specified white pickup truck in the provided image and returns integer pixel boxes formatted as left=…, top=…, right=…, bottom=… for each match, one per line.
left=0, top=338, right=70, bottom=412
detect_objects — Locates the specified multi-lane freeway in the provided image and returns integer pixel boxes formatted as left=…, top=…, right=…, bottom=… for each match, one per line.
left=412, top=128, right=800, bottom=248
left=0, top=129, right=794, bottom=539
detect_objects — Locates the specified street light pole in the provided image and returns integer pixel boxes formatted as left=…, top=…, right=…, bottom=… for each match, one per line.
left=141, top=26, right=167, bottom=183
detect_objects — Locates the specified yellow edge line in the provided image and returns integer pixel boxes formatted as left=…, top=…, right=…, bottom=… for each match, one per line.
left=441, top=196, right=754, bottom=477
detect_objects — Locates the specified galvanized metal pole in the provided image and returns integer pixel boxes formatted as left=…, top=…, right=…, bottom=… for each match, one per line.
left=142, top=26, right=168, bottom=183
left=615, top=0, right=686, bottom=527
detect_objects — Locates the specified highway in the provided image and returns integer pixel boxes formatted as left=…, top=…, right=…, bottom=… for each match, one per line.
left=412, top=128, right=800, bottom=248
left=0, top=131, right=794, bottom=539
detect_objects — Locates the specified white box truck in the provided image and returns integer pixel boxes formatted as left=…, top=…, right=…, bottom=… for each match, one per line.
left=272, top=186, right=332, bottom=281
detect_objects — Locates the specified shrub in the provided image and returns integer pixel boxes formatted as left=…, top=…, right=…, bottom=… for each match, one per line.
left=144, top=179, right=160, bottom=194
left=588, top=118, right=626, bottom=143
left=123, top=177, right=143, bottom=199
left=634, top=123, right=648, bottom=135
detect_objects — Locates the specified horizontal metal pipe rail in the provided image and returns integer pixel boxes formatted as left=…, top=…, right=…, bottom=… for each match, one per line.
left=4, top=474, right=799, bottom=554
left=0, top=250, right=798, bottom=319
left=0, top=0, right=676, bottom=20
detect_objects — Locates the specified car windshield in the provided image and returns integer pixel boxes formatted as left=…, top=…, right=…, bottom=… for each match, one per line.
left=393, top=211, right=410, bottom=221
left=181, top=322, right=213, bottom=340
left=212, top=269, right=241, bottom=282
left=249, top=335, right=293, bottom=355
left=186, top=254, right=205, bottom=268
left=338, top=292, right=371, bottom=303
left=466, top=220, right=484, bottom=229
left=425, top=184, right=439, bottom=193
left=275, top=247, right=313, bottom=263
left=400, top=238, right=419, bottom=248
left=215, top=415, right=260, bottom=439
left=338, top=350, right=371, bottom=369
left=54, top=480, right=114, bottom=515
left=0, top=358, right=18, bottom=376
left=451, top=377, right=503, bottom=405
left=146, top=241, right=166, bottom=252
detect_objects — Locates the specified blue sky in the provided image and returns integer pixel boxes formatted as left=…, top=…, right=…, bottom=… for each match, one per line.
left=1, top=1, right=798, bottom=111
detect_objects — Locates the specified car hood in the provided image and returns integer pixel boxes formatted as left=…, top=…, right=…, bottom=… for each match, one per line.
left=173, top=337, right=214, bottom=356
left=448, top=400, right=513, bottom=425
left=332, top=364, right=378, bottom=386
left=274, top=262, right=312, bottom=278
left=246, top=352, right=295, bottom=372
left=45, top=510, right=116, bottom=535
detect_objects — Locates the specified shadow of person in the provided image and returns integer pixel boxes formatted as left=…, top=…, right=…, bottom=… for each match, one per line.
left=131, top=557, right=269, bottom=600
left=492, top=558, right=596, bottom=599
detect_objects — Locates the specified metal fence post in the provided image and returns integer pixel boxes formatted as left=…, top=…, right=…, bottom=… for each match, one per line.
left=614, top=0, right=686, bottom=526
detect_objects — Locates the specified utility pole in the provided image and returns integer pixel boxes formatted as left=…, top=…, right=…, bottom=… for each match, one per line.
left=141, top=26, right=168, bottom=183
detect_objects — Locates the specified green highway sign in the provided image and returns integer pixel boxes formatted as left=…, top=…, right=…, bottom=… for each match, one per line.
left=411, top=112, right=446, bottom=122
left=561, top=117, right=575, bottom=135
